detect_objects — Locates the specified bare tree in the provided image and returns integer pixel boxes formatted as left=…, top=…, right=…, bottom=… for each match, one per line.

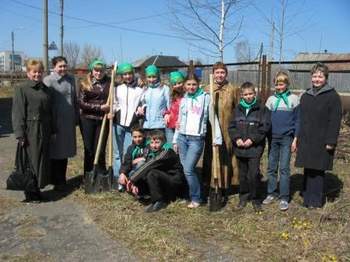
left=63, top=41, right=80, bottom=69
left=80, top=44, right=104, bottom=67
left=253, top=0, right=311, bottom=62
left=169, top=0, right=248, bottom=62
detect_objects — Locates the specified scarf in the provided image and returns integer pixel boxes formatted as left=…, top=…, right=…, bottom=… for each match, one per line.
left=186, top=87, right=204, bottom=101
left=148, top=81, right=160, bottom=89
left=239, top=97, right=257, bottom=110
left=131, top=144, right=144, bottom=160
left=274, top=89, right=290, bottom=111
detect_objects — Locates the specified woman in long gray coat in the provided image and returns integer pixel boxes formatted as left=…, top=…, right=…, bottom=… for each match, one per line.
left=43, top=56, right=78, bottom=190
left=12, top=59, right=54, bottom=201
left=295, top=63, right=342, bottom=208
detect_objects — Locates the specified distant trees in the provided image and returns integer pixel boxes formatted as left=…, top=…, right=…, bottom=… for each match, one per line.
left=63, top=42, right=103, bottom=69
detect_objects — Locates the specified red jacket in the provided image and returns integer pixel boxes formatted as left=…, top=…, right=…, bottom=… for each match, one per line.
left=164, top=97, right=182, bottom=129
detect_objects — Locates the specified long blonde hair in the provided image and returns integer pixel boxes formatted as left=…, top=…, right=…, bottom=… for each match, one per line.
left=80, top=64, right=105, bottom=91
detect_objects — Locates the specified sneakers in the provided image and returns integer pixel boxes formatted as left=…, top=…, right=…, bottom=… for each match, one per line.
left=279, top=200, right=289, bottom=211
left=187, top=201, right=200, bottom=209
left=145, top=201, right=167, bottom=213
left=262, top=195, right=276, bottom=205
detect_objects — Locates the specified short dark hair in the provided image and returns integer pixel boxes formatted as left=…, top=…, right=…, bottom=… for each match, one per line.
left=131, top=126, right=145, bottom=134
left=311, top=62, right=329, bottom=79
left=212, top=61, right=228, bottom=74
left=148, top=129, right=166, bottom=143
left=240, top=81, right=255, bottom=92
left=51, top=56, right=67, bottom=66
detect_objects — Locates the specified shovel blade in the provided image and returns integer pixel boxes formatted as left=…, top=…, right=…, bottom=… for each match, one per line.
left=209, top=187, right=224, bottom=212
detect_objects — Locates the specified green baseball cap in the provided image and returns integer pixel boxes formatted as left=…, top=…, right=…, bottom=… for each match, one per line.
left=169, top=71, right=185, bottom=84
left=145, top=64, right=159, bottom=77
left=117, top=62, right=134, bottom=74
left=89, top=58, right=106, bottom=71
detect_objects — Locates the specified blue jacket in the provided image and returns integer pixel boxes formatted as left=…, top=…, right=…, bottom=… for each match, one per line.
left=142, top=82, right=170, bottom=129
left=265, top=91, right=300, bottom=138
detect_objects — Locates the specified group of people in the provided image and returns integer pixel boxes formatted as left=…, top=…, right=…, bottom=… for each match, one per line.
left=12, top=57, right=342, bottom=213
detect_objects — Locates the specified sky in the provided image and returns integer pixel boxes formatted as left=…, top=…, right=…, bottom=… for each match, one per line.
left=0, top=0, right=349, bottom=65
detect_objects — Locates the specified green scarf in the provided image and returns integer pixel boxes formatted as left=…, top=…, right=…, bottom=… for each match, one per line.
left=239, top=97, right=257, bottom=110
left=274, top=90, right=290, bottom=111
left=131, top=144, right=144, bottom=160
left=187, top=87, right=204, bottom=101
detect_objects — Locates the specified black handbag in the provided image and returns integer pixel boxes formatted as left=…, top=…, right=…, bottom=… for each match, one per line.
left=6, top=143, right=37, bottom=192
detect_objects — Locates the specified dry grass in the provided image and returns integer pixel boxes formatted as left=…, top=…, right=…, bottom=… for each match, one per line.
left=69, top=129, right=350, bottom=261
left=0, top=85, right=14, bottom=98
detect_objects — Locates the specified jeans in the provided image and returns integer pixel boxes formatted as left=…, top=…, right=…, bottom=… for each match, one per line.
left=165, top=128, right=175, bottom=144
left=113, top=124, right=132, bottom=180
left=266, top=136, right=293, bottom=201
left=176, top=134, right=204, bottom=203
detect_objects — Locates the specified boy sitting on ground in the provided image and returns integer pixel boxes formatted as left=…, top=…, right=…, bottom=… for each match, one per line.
left=126, top=130, right=188, bottom=212
left=118, top=126, right=148, bottom=191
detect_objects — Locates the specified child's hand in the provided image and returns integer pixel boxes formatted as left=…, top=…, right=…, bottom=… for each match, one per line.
left=243, top=139, right=253, bottom=147
left=164, top=114, right=170, bottom=125
left=136, top=106, right=145, bottom=116
left=173, top=144, right=178, bottom=153
left=126, top=180, right=133, bottom=192
left=236, top=139, right=244, bottom=147
left=101, top=104, right=110, bottom=112
left=107, top=112, right=114, bottom=119
left=132, top=157, right=145, bottom=165
left=118, top=173, right=128, bottom=185
left=291, top=138, right=297, bottom=153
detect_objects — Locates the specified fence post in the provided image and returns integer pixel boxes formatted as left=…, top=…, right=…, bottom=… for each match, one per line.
left=261, top=55, right=267, bottom=102
left=267, top=61, right=272, bottom=99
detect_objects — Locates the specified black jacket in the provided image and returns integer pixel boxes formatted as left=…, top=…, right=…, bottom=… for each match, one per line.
left=228, top=101, right=271, bottom=158
left=130, top=148, right=185, bottom=184
left=119, top=143, right=147, bottom=175
left=295, top=84, right=342, bottom=170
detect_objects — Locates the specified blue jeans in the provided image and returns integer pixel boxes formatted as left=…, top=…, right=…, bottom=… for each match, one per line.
left=165, top=128, right=175, bottom=144
left=176, top=134, right=204, bottom=203
left=267, top=135, right=293, bottom=201
left=113, top=124, right=132, bottom=179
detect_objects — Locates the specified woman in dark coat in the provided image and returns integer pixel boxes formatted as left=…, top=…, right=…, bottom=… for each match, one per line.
left=295, top=63, right=342, bottom=208
left=12, top=59, right=54, bottom=201
left=43, top=56, right=78, bottom=191
left=79, top=59, right=110, bottom=174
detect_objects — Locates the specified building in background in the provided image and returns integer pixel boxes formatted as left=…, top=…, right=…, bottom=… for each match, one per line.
left=0, top=51, right=25, bottom=72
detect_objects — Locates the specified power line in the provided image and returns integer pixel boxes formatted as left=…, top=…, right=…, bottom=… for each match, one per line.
left=11, top=0, right=194, bottom=41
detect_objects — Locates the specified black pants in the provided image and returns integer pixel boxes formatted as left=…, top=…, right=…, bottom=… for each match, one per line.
left=303, top=168, right=325, bottom=208
left=237, top=157, right=261, bottom=201
left=51, top=158, right=68, bottom=185
left=80, top=117, right=108, bottom=173
left=145, top=169, right=184, bottom=203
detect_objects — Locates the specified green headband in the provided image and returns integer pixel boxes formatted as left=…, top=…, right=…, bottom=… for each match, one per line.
left=117, top=63, right=134, bottom=74
left=89, top=59, right=106, bottom=71
left=145, top=65, right=159, bottom=77
left=169, top=71, right=184, bottom=84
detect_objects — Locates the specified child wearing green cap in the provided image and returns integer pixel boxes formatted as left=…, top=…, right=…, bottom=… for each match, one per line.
left=137, top=65, right=170, bottom=139
left=163, top=71, right=185, bottom=142
left=78, top=58, right=110, bottom=176
left=111, top=62, right=144, bottom=191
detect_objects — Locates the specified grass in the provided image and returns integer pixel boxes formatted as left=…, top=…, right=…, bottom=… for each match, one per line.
left=69, top=128, right=350, bottom=261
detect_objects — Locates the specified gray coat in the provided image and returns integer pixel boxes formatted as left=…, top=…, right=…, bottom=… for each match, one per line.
left=12, top=80, right=53, bottom=188
left=44, top=72, right=78, bottom=159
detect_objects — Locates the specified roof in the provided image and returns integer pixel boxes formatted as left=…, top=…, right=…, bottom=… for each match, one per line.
left=133, top=55, right=187, bottom=68
left=292, top=52, right=350, bottom=71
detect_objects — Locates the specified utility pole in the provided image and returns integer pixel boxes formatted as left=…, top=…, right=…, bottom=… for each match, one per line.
left=43, top=0, right=49, bottom=74
left=11, top=31, right=15, bottom=73
left=60, top=0, right=64, bottom=56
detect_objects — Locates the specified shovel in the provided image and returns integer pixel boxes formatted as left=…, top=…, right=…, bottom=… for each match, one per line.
left=84, top=62, right=117, bottom=194
left=208, top=73, right=224, bottom=212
